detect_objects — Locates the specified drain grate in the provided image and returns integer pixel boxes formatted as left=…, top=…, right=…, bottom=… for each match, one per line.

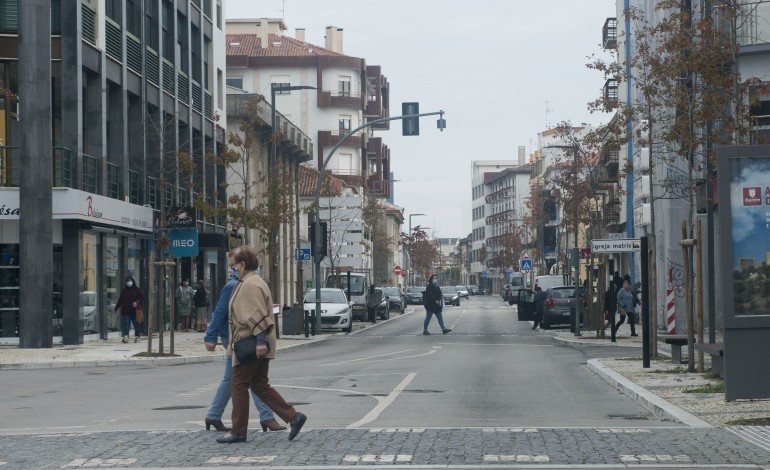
left=152, top=405, right=207, bottom=411
left=608, top=415, right=650, bottom=420
left=403, top=389, right=444, bottom=394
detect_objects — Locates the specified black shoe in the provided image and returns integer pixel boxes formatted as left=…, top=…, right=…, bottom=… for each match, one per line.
left=631, top=333, right=638, bottom=336
left=423, top=330, right=430, bottom=335
left=288, top=412, right=307, bottom=441
left=216, top=433, right=246, bottom=444
left=442, top=328, right=452, bottom=335
left=532, top=325, right=537, bottom=330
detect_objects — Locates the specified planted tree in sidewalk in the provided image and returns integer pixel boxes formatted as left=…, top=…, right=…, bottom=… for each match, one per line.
left=400, top=226, right=440, bottom=285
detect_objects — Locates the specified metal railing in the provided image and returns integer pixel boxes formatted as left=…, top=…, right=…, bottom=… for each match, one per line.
left=147, top=48, right=160, bottom=85
left=82, top=154, right=100, bottom=194
left=204, top=90, right=213, bottom=119
left=128, top=170, right=140, bottom=204
left=81, top=3, right=96, bottom=46
left=0, top=146, right=20, bottom=187
left=178, top=71, right=190, bottom=104
left=162, top=59, right=174, bottom=95
left=105, top=18, right=122, bottom=62
left=52, top=147, right=74, bottom=188
left=146, top=176, right=158, bottom=209
left=106, top=162, right=121, bottom=200
left=126, top=33, right=142, bottom=74
left=192, top=80, right=202, bottom=112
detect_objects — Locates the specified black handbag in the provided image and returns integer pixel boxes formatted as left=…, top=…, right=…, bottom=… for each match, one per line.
left=233, top=335, right=257, bottom=363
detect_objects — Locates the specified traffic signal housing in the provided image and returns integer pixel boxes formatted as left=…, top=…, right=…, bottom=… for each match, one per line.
left=402, top=102, right=419, bottom=136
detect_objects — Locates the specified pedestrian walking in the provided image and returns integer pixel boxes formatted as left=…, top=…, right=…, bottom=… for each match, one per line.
left=203, top=268, right=286, bottom=434
left=176, top=279, right=193, bottom=331
left=532, top=286, right=546, bottom=329
left=614, top=279, right=637, bottom=336
left=603, top=285, right=616, bottom=330
left=115, top=276, right=144, bottom=343
left=193, top=279, right=208, bottom=332
left=422, top=274, right=451, bottom=335
left=216, top=245, right=306, bottom=444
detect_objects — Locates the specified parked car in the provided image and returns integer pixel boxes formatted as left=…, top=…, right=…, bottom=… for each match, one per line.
left=303, top=288, right=353, bottom=333
left=382, top=286, right=405, bottom=312
left=534, top=275, right=567, bottom=292
left=467, top=285, right=477, bottom=296
left=455, top=286, right=470, bottom=299
left=405, top=287, right=424, bottom=305
left=541, top=286, right=588, bottom=329
left=374, top=287, right=390, bottom=320
left=440, top=286, right=460, bottom=307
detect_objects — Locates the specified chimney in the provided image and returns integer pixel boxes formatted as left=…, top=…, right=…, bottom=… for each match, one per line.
left=518, top=146, right=526, bottom=166
left=257, top=18, right=269, bottom=49
left=295, top=28, right=305, bottom=42
left=324, top=26, right=343, bottom=53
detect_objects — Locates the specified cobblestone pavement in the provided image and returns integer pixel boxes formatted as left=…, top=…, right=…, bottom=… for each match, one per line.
left=0, top=427, right=769, bottom=468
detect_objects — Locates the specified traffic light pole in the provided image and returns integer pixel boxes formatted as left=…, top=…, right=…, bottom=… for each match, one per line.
left=313, top=111, right=445, bottom=334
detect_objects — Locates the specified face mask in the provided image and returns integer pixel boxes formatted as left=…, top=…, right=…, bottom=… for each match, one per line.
left=229, top=268, right=239, bottom=280
left=126, top=281, right=134, bottom=287
left=432, top=279, right=439, bottom=286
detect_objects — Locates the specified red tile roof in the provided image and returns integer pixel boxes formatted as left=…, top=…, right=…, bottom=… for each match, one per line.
left=299, top=164, right=343, bottom=197
left=226, top=33, right=346, bottom=58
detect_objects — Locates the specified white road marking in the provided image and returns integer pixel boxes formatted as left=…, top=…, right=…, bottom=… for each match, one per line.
left=482, top=428, right=539, bottom=433
left=323, top=349, right=436, bottom=367
left=206, top=456, right=276, bottom=464
left=619, top=454, right=692, bottom=463
left=63, top=458, right=138, bottom=468
left=342, top=455, right=412, bottom=463
left=596, top=428, right=653, bottom=433
left=726, top=426, right=770, bottom=453
left=484, top=454, right=550, bottom=463
left=0, top=425, right=86, bottom=433
left=369, top=428, right=425, bottom=433
left=347, top=373, right=417, bottom=429
left=274, top=384, right=372, bottom=397
left=271, top=372, right=409, bottom=382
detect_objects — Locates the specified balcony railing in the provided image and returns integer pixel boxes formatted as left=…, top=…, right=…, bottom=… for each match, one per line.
left=53, top=147, right=74, bottom=188
left=106, top=162, right=121, bottom=200
left=128, top=170, right=140, bottom=204
left=82, top=154, right=100, bottom=194
left=604, top=78, right=618, bottom=107
left=0, top=146, right=20, bottom=187
left=604, top=200, right=621, bottom=225
left=603, top=17, right=617, bottom=49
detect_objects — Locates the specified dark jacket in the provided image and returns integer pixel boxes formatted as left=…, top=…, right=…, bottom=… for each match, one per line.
left=534, top=290, right=547, bottom=316
left=115, top=286, right=145, bottom=317
left=203, top=280, right=236, bottom=346
left=193, top=287, right=208, bottom=308
left=604, top=288, right=616, bottom=314
left=423, top=282, right=443, bottom=313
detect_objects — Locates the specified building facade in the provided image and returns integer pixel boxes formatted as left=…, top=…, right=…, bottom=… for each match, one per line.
left=0, top=0, right=227, bottom=343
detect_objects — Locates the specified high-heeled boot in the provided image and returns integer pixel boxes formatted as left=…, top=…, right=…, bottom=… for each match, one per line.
left=205, top=418, right=231, bottom=432
left=260, top=419, right=287, bottom=432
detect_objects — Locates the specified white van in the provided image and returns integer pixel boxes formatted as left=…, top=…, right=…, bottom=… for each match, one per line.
left=534, top=275, right=567, bottom=292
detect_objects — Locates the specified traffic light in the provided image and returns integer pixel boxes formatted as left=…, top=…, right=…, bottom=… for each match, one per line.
left=309, top=220, right=328, bottom=260
left=402, top=102, right=419, bottom=136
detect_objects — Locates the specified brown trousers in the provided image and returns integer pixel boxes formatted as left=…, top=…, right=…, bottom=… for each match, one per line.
left=231, top=358, right=296, bottom=436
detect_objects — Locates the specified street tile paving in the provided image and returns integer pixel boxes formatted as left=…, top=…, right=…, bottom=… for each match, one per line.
left=0, top=428, right=769, bottom=468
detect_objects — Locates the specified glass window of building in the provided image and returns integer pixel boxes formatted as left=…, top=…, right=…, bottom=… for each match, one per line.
left=80, top=233, right=100, bottom=334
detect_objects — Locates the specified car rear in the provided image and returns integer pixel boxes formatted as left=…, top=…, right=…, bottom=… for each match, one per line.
left=542, top=286, right=588, bottom=328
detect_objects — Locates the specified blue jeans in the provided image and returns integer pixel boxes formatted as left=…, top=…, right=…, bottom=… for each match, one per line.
left=424, top=308, right=446, bottom=331
left=121, top=315, right=141, bottom=337
left=206, top=344, right=275, bottom=421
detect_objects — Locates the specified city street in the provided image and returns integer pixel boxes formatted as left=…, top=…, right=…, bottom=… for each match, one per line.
left=1, top=295, right=769, bottom=468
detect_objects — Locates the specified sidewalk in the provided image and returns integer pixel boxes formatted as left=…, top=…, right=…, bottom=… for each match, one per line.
left=544, top=321, right=770, bottom=428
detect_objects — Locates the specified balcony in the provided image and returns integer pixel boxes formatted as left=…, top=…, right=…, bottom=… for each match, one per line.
left=601, top=144, right=620, bottom=168
left=317, top=90, right=364, bottom=110
left=604, top=200, right=621, bottom=225
left=318, top=130, right=364, bottom=150
left=603, top=17, right=617, bottom=50
left=365, top=66, right=390, bottom=129
left=595, top=165, right=618, bottom=184
left=1, top=146, right=75, bottom=189
left=604, top=78, right=618, bottom=108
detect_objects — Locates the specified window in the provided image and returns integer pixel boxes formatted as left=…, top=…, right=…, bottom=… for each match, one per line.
left=126, top=0, right=141, bottom=36
left=144, top=0, right=159, bottom=50
left=105, top=0, right=121, bottom=22
left=161, top=0, right=174, bottom=62
left=339, top=115, right=351, bottom=132
left=272, top=79, right=291, bottom=94
left=225, top=77, right=243, bottom=89
left=338, top=76, right=351, bottom=96
left=216, top=0, right=222, bottom=29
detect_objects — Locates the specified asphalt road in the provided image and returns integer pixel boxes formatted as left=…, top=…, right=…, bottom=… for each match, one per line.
left=1, top=295, right=769, bottom=468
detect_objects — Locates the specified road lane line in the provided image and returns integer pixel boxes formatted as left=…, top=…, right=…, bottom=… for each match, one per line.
left=323, top=349, right=416, bottom=366
left=323, top=350, right=436, bottom=367
left=347, top=372, right=416, bottom=429
left=271, top=372, right=410, bottom=381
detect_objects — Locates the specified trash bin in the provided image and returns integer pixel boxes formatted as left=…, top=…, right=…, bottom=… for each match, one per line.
left=282, top=304, right=303, bottom=336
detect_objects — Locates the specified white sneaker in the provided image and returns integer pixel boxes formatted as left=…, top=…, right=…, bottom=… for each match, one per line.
left=122, top=336, right=128, bottom=343
left=134, top=337, right=140, bottom=343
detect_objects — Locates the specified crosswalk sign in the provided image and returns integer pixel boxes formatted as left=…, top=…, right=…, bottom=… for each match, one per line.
left=520, top=259, right=532, bottom=272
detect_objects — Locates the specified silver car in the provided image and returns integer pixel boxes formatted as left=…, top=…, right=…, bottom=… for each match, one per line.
left=541, top=286, right=587, bottom=329
left=455, top=286, right=470, bottom=299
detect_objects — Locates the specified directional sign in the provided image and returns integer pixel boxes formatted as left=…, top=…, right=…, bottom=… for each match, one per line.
left=481, top=271, right=487, bottom=278
left=591, top=238, right=641, bottom=253
left=294, top=248, right=311, bottom=261
left=520, top=259, right=532, bottom=272
left=393, top=265, right=402, bottom=276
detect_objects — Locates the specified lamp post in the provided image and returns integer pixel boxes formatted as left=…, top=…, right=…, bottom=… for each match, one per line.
left=269, top=83, right=317, bottom=306
left=407, top=213, right=426, bottom=287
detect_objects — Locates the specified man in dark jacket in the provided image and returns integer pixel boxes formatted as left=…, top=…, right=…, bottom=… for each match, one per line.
left=532, top=287, right=546, bottom=329
left=422, top=274, right=451, bottom=335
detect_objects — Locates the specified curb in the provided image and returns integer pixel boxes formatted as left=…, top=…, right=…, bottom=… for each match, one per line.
left=587, top=358, right=712, bottom=428
left=552, top=334, right=643, bottom=350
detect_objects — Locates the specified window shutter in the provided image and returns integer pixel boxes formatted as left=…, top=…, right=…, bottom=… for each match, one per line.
left=0, top=0, right=19, bottom=33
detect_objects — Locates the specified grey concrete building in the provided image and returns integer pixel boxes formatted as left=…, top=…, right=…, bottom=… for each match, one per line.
left=0, top=0, right=227, bottom=344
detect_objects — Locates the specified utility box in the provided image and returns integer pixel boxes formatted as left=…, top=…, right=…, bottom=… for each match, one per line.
left=282, top=305, right=303, bottom=336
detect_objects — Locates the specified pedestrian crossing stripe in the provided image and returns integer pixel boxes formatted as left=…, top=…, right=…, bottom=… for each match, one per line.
left=206, top=456, right=276, bottom=464
left=63, top=459, right=138, bottom=468
left=343, top=455, right=412, bottom=463
left=484, top=455, right=549, bottom=463
left=620, top=454, right=692, bottom=463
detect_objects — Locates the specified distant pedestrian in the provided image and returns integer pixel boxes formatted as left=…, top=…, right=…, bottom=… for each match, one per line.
left=532, top=286, right=546, bottom=329
left=203, top=267, right=286, bottom=434
left=603, top=284, right=616, bottom=330
left=614, top=279, right=637, bottom=336
left=193, top=280, right=208, bottom=332
left=422, top=274, right=451, bottom=335
left=176, top=280, right=193, bottom=331
left=216, top=245, right=307, bottom=444
left=115, top=276, right=144, bottom=343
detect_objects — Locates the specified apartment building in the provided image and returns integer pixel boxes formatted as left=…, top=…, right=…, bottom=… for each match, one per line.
left=0, top=0, right=228, bottom=344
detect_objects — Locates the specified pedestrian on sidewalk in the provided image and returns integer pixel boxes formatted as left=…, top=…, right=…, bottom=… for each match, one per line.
left=532, top=286, right=546, bottom=329
left=203, top=268, right=286, bottom=434
left=176, top=280, right=193, bottom=331
left=216, top=245, right=307, bottom=444
left=115, top=276, right=144, bottom=343
left=422, top=274, right=451, bottom=335
left=614, top=279, right=637, bottom=336
left=603, top=285, right=616, bottom=330
left=193, top=280, right=208, bottom=332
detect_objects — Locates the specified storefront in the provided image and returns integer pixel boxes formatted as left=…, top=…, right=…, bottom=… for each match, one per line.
left=0, top=188, right=153, bottom=344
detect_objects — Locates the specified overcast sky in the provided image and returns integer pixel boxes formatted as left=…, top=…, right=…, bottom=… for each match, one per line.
left=226, top=0, right=615, bottom=238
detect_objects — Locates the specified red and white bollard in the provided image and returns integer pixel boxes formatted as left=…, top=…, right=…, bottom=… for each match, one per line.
left=666, top=289, right=676, bottom=334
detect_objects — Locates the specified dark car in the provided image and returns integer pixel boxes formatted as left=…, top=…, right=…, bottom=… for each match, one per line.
left=374, top=287, right=390, bottom=320
left=440, top=286, right=460, bottom=307
left=469, top=286, right=479, bottom=295
left=405, top=287, right=424, bottom=305
left=382, top=287, right=405, bottom=312
left=541, top=286, right=587, bottom=329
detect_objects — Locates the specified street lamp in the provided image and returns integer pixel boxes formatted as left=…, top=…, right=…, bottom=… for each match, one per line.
left=269, top=83, right=317, bottom=306
left=407, top=213, right=426, bottom=287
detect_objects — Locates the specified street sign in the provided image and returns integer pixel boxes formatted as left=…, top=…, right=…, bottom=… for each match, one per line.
left=165, top=228, right=199, bottom=258
left=591, top=238, right=641, bottom=253
left=520, top=259, right=532, bottom=272
left=294, top=248, right=311, bottom=261
left=440, top=271, right=445, bottom=277
left=400, top=271, right=407, bottom=278
left=481, top=271, right=487, bottom=278
left=393, top=265, right=402, bottom=276
left=580, top=248, right=591, bottom=259
left=306, top=280, right=313, bottom=290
